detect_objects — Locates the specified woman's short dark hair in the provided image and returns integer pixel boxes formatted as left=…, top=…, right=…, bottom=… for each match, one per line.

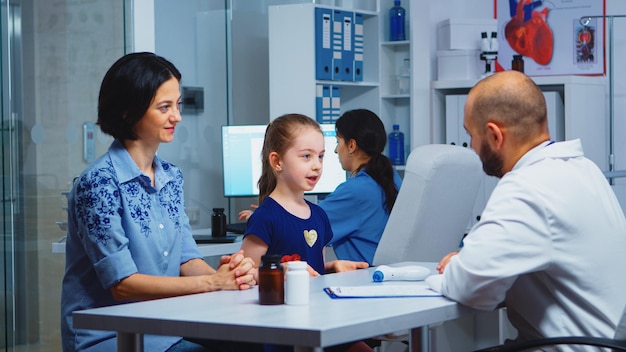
left=97, top=52, right=182, bottom=141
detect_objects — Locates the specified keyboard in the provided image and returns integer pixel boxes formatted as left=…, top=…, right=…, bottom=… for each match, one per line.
left=193, top=234, right=238, bottom=244
left=226, top=222, right=247, bottom=234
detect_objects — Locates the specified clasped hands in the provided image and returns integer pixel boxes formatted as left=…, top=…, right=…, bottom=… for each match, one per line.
left=218, top=250, right=257, bottom=290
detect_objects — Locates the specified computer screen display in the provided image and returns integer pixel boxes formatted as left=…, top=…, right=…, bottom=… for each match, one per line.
left=221, top=124, right=347, bottom=197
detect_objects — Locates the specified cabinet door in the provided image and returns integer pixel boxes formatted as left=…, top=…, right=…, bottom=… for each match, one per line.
left=543, top=91, right=565, bottom=142
left=444, top=94, right=469, bottom=148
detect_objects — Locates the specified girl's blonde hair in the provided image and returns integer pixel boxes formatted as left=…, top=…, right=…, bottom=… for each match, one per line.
left=257, top=114, right=321, bottom=205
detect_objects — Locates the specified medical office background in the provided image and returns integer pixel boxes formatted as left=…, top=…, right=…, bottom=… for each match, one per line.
left=1, top=0, right=626, bottom=350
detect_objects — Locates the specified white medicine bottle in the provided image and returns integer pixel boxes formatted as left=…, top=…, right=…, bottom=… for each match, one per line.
left=285, top=261, right=309, bottom=305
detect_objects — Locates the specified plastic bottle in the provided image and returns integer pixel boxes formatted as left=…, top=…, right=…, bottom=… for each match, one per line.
left=211, top=208, right=227, bottom=237
left=388, top=124, right=405, bottom=165
left=285, top=261, right=309, bottom=305
left=512, top=55, right=524, bottom=73
left=372, top=265, right=431, bottom=282
left=397, top=58, right=410, bottom=95
left=389, top=0, right=406, bottom=41
left=258, top=255, right=284, bottom=305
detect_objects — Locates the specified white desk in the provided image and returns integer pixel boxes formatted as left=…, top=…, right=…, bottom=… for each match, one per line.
left=73, top=263, right=476, bottom=352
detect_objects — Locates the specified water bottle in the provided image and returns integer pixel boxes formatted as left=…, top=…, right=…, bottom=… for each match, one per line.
left=389, top=0, right=406, bottom=41
left=388, top=124, right=405, bottom=165
left=397, top=58, right=410, bottom=94
left=211, top=208, right=227, bottom=237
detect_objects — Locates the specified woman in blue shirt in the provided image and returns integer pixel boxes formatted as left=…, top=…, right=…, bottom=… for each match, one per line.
left=60, top=52, right=260, bottom=352
left=318, top=109, right=402, bottom=265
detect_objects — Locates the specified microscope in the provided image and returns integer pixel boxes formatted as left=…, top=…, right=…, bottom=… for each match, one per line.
left=480, top=31, right=498, bottom=77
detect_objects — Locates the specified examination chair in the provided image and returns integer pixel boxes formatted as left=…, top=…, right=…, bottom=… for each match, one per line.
left=369, top=144, right=483, bottom=352
left=475, top=304, right=626, bottom=351
left=372, top=143, right=483, bottom=265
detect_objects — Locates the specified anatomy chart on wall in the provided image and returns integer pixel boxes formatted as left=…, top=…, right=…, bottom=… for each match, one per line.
left=496, top=0, right=605, bottom=76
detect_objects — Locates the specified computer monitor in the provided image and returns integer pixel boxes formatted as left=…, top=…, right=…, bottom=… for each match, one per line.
left=221, top=123, right=347, bottom=197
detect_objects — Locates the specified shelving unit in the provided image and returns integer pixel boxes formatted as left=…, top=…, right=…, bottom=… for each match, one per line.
left=268, top=4, right=380, bottom=121
left=268, top=1, right=413, bottom=164
left=432, top=75, right=608, bottom=169
left=432, top=75, right=608, bottom=227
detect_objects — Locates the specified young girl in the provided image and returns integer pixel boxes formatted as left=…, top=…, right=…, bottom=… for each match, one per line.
left=240, top=114, right=372, bottom=352
left=241, top=114, right=369, bottom=275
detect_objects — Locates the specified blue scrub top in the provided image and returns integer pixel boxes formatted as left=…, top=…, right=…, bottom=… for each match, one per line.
left=319, top=168, right=402, bottom=264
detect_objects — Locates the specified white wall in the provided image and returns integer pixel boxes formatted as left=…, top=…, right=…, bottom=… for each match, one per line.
left=153, top=0, right=230, bottom=228
left=148, top=0, right=626, bottom=222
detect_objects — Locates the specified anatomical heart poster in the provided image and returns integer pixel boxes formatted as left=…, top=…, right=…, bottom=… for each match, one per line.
left=496, top=0, right=605, bottom=76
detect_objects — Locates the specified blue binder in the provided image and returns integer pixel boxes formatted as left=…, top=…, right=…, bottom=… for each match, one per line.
left=316, top=84, right=332, bottom=123
left=332, top=10, right=343, bottom=81
left=330, top=86, right=341, bottom=122
left=340, top=11, right=354, bottom=81
left=353, top=13, right=364, bottom=81
left=315, top=8, right=333, bottom=80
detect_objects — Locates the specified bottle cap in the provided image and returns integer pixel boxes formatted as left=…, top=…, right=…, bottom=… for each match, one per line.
left=261, top=254, right=282, bottom=264
left=481, top=32, right=487, bottom=38
left=393, top=124, right=400, bottom=129
left=394, top=0, right=401, bottom=5
left=212, top=207, right=224, bottom=212
left=287, top=261, right=307, bottom=270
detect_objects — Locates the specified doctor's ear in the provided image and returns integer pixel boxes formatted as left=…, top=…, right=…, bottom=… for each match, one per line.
left=485, top=121, right=505, bottom=149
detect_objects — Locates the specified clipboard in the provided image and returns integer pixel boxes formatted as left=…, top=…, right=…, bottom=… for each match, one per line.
left=323, top=285, right=442, bottom=299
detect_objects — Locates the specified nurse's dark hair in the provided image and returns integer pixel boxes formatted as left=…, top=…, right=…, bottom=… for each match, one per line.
left=335, top=109, right=398, bottom=212
left=97, top=52, right=181, bottom=141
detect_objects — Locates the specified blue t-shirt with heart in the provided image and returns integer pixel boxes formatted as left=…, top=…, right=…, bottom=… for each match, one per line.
left=244, top=197, right=333, bottom=274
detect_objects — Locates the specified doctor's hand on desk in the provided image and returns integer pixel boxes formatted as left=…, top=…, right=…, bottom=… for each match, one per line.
left=436, top=251, right=459, bottom=274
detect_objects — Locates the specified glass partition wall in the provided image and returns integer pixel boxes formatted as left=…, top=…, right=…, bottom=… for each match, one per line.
left=2, top=0, right=302, bottom=349
left=1, top=0, right=127, bottom=350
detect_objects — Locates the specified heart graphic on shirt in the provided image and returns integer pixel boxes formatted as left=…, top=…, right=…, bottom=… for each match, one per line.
left=303, top=229, right=317, bottom=247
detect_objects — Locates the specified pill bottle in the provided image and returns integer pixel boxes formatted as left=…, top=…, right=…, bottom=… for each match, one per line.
left=285, top=261, right=309, bottom=305
left=258, top=254, right=284, bottom=305
left=512, top=55, right=524, bottom=73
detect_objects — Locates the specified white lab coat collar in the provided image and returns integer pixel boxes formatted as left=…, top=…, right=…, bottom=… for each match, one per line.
left=511, top=139, right=584, bottom=173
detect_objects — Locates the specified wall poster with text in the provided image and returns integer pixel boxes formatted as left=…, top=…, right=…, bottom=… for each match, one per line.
left=496, top=0, right=605, bottom=76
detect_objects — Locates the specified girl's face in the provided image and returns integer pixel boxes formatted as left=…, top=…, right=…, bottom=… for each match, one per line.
left=134, top=77, right=182, bottom=147
left=274, top=126, right=325, bottom=193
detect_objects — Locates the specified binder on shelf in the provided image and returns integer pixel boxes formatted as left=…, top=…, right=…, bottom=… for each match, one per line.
left=315, top=8, right=333, bottom=80
left=316, top=84, right=332, bottom=123
left=330, top=86, right=341, bottom=122
left=332, top=9, right=343, bottom=81
left=353, top=12, right=364, bottom=81
left=340, top=10, right=354, bottom=81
